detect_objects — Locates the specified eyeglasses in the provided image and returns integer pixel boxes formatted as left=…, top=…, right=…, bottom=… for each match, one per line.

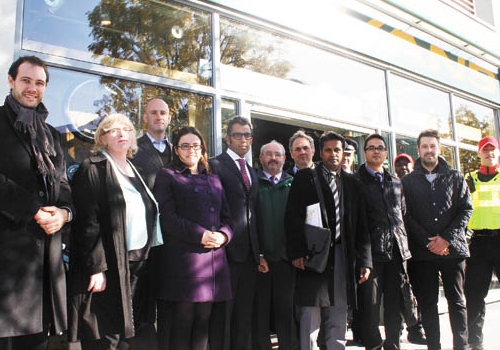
left=365, top=146, right=387, bottom=152
left=178, top=143, right=202, bottom=151
left=104, top=127, right=134, bottom=135
left=228, top=132, right=253, bottom=140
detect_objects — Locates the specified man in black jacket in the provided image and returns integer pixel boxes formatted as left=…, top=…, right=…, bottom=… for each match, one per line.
left=0, top=56, right=74, bottom=350
left=355, top=134, right=412, bottom=350
left=131, top=98, right=171, bottom=190
left=402, top=129, right=472, bottom=350
left=285, top=131, right=371, bottom=350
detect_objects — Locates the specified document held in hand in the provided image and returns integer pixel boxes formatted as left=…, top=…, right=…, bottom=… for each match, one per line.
left=305, top=202, right=322, bottom=227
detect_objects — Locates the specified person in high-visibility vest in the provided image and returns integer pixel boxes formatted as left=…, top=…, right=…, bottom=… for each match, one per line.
left=465, top=136, right=500, bottom=350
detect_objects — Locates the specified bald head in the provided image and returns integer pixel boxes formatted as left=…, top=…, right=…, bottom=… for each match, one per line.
left=144, top=98, right=170, bottom=140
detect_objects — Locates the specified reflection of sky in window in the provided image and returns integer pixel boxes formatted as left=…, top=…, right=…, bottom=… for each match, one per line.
left=23, top=0, right=96, bottom=51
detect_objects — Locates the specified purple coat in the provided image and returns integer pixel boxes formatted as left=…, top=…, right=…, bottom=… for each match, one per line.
left=152, top=164, right=233, bottom=302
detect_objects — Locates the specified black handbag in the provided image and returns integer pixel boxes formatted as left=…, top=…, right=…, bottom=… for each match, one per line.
left=303, top=169, right=332, bottom=273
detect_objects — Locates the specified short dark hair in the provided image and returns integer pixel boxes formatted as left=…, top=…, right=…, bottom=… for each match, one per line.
left=172, top=126, right=210, bottom=173
left=227, top=116, right=252, bottom=135
left=8, top=56, right=50, bottom=84
left=319, top=131, right=345, bottom=151
left=417, top=129, right=440, bottom=147
left=364, top=133, right=386, bottom=149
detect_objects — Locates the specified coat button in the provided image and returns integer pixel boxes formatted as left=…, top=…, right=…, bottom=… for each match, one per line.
left=38, top=191, right=45, bottom=197
left=209, top=207, right=215, bottom=212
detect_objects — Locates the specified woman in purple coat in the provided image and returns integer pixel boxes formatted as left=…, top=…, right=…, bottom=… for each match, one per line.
left=153, top=126, right=233, bottom=350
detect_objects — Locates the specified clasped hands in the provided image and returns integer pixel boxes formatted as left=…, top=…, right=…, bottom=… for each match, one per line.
left=34, top=206, right=68, bottom=235
left=427, top=235, right=450, bottom=256
left=201, top=230, right=227, bottom=249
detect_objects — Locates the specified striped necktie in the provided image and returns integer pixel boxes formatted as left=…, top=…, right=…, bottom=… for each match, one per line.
left=328, top=172, right=341, bottom=241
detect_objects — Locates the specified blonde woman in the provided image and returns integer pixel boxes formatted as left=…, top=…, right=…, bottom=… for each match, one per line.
left=68, top=114, right=162, bottom=350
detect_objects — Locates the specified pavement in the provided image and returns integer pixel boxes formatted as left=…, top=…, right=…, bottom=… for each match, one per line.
left=51, top=286, right=500, bottom=350
left=345, top=285, right=500, bottom=350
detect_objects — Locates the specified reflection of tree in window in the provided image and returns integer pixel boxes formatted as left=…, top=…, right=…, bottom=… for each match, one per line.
left=87, top=0, right=212, bottom=85
left=220, top=19, right=292, bottom=79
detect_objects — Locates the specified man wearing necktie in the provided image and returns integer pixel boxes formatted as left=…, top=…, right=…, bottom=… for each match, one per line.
left=131, top=98, right=172, bottom=190
left=209, top=116, right=267, bottom=350
left=285, top=131, right=372, bottom=350
left=355, top=133, right=412, bottom=350
left=253, top=140, right=298, bottom=350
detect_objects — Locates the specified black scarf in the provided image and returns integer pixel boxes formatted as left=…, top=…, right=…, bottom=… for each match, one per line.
left=5, top=94, right=57, bottom=181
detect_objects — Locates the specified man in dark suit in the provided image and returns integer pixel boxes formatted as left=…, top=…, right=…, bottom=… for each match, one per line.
left=0, top=56, right=74, bottom=350
left=209, top=116, right=267, bottom=350
left=285, top=131, right=372, bottom=350
left=131, top=98, right=172, bottom=190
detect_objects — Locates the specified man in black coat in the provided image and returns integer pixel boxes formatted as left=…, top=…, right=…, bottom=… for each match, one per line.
left=402, top=129, right=472, bottom=350
left=0, top=56, right=74, bottom=350
left=355, top=134, right=412, bottom=350
left=285, top=131, right=371, bottom=350
left=209, top=116, right=267, bottom=350
left=131, top=98, right=172, bottom=190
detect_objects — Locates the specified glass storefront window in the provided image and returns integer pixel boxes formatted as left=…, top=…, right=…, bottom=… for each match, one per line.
left=44, top=67, right=213, bottom=166
left=23, top=0, right=212, bottom=85
left=453, top=96, right=496, bottom=146
left=390, top=75, right=452, bottom=139
left=219, top=18, right=388, bottom=126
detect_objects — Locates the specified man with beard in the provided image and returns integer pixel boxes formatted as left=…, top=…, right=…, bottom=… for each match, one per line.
left=253, top=140, right=298, bottom=350
left=402, top=129, right=472, bottom=350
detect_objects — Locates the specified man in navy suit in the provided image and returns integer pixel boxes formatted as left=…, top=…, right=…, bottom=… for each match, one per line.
left=209, top=116, right=268, bottom=350
left=131, top=98, right=172, bottom=190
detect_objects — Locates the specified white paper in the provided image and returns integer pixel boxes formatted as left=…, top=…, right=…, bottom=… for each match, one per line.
left=305, top=203, right=323, bottom=227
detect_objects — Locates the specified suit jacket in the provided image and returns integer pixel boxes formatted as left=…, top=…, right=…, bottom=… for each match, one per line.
left=209, top=152, right=260, bottom=264
left=131, top=134, right=172, bottom=190
left=0, top=104, right=73, bottom=337
left=285, top=164, right=372, bottom=308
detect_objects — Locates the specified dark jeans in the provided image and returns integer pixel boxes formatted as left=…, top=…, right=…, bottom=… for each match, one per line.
left=0, top=333, right=47, bottom=350
left=408, top=259, right=468, bottom=350
left=465, top=235, right=500, bottom=347
left=358, top=255, right=404, bottom=350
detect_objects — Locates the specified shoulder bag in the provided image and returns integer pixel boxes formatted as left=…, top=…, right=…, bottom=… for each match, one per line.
left=303, top=168, right=332, bottom=273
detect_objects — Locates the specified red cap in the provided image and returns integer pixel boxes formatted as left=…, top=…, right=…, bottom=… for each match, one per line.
left=394, top=153, right=414, bottom=166
left=478, top=136, right=499, bottom=151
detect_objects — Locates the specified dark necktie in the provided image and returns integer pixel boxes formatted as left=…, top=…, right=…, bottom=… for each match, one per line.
left=328, top=172, right=341, bottom=241
left=375, top=172, right=384, bottom=183
left=237, top=158, right=251, bottom=191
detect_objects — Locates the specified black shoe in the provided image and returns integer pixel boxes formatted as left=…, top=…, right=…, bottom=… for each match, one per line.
left=469, top=343, right=484, bottom=350
left=407, top=330, right=426, bottom=345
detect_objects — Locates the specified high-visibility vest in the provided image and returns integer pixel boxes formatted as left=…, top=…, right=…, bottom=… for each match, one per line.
left=468, top=170, right=500, bottom=230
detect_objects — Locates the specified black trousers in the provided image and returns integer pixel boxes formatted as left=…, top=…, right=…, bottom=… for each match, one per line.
left=465, top=235, right=500, bottom=347
left=357, top=255, right=404, bottom=350
left=0, top=333, right=47, bottom=350
left=408, top=259, right=468, bottom=350
left=252, top=259, right=299, bottom=350
left=209, top=261, right=257, bottom=350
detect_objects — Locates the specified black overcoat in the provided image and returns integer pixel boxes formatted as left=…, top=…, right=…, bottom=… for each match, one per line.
left=0, top=104, right=73, bottom=337
left=68, top=153, right=161, bottom=341
left=285, top=165, right=372, bottom=309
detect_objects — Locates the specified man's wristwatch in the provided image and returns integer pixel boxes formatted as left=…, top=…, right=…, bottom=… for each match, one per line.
left=61, top=207, right=73, bottom=223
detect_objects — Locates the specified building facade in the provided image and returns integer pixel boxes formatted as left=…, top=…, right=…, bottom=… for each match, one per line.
left=2, top=0, right=499, bottom=173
